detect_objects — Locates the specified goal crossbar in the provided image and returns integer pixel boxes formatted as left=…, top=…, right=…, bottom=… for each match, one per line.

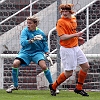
left=0, top=54, right=100, bottom=58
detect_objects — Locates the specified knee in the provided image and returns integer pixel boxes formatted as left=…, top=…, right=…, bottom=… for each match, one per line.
left=69, top=71, right=73, bottom=77
left=12, top=60, right=20, bottom=68
left=82, top=64, right=90, bottom=72
left=64, top=71, right=73, bottom=77
left=41, top=65, right=47, bottom=71
left=38, top=60, right=47, bottom=70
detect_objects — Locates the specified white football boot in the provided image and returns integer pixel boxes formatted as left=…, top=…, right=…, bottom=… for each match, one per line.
left=6, top=85, right=19, bottom=93
left=56, top=88, right=60, bottom=94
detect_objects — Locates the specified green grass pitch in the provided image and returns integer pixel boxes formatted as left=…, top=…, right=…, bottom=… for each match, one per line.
left=0, top=89, right=100, bottom=100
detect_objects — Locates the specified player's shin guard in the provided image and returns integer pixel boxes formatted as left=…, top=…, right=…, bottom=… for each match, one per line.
left=12, top=67, right=19, bottom=87
left=44, top=68, right=53, bottom=84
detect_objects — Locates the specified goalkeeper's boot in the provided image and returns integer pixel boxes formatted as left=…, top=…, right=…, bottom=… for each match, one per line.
left=6, top=85, right=19, bottom=93
left=49, top=84, right=56, bottom=96
left=74, top=88, right=89, bottom=96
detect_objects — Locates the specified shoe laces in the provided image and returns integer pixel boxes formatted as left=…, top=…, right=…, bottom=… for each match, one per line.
left=79, top=90, right=88, bottom=96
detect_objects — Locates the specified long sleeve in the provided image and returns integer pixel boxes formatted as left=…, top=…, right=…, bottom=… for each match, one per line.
left=20, top=29, right=29, bottom=47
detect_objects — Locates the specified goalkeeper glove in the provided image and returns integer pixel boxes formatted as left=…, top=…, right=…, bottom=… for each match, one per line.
left=34, top=35, right=43, bottom=40
left=45, top=54, right=53, bottom=66
left=29, top=35, right=43, bottom=43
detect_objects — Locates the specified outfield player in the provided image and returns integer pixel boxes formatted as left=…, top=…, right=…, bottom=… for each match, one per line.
left=49, top=4, right=90, bottom=96
left=6, top=16, right=54, bottom=93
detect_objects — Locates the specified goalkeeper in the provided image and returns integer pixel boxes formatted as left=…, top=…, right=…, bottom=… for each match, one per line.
left=6, top=16, right=53, bottom=93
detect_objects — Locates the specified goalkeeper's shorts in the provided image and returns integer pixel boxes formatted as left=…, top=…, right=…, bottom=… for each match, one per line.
left=16, top=52, right=45, bottom=66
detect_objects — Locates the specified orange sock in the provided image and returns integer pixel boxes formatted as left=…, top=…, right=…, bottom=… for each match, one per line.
left=52, top=72, right=66, bottom=90
left=76, top=70, right=87, bottom=90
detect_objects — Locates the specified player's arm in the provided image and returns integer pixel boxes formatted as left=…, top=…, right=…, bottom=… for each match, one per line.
left=60, top=32, right=83, bottom=40
left=56, top=19, right=83, bottom=40
left=20, top=29, right=30, bottom=46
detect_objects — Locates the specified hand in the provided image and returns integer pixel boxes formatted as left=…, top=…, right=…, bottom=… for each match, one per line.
left=45, top=54, right=53, bottom=66
left=78, top=37, right=85, bottom=45
left=29, top=35, right=43, bottom=43
left=34, top=35, right=43, bottom=40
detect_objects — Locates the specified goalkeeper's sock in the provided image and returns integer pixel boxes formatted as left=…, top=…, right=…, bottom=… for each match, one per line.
left=76, top=70, right=87, bottom=90
left=44, top=68, right=53, bottom=84
left=12, top=67, right=19, bottom=87
left=52, top=72, right=66, bottom=90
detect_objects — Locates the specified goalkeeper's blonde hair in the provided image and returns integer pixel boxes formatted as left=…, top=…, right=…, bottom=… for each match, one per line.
left=26, top=16, right=39, bottom=26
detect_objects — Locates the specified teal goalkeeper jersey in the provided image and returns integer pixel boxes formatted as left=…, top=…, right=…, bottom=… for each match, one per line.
left=19, top=27, right=49, bottom=54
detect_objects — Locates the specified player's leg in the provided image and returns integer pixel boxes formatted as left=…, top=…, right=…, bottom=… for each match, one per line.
left=74, top=47, right=90, bottom=96
left=6, top=53, right=30, bottom=93
left=32, top=53, right=53, bottom=84
left=6, top=58, right=20, bottom=93
left=74, top=63, right=89, bottom=96
left=39, top=60, right=57, bottom=96
left=39, top=60, right=53, bottom=84
left=32, top=53, right=57, bottom=95
left=49, top=46, right=75, bottom=96
left=49, top=70, right=73, bottom=96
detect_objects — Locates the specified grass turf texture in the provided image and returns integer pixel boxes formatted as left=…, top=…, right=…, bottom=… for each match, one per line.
left=0, top=89, right=100, bottom=100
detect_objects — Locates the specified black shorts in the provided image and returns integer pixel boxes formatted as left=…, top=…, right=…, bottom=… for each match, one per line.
left=15, top=57, right=26, bottom=65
